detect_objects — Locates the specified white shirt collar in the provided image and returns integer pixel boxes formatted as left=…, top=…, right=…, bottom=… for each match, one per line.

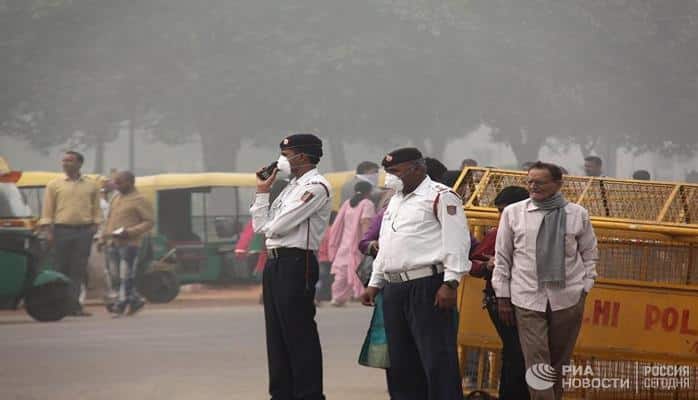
left=406, top=175, right=433, bottom=198
left=290, top=168, right=320, bottom=185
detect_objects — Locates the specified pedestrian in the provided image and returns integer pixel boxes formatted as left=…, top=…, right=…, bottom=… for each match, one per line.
left=328, top=181, right=375, bottom=306
left=583, top=156, right=603, bottom=177
left=98, top=178, right=118, bottom=301
left=469, top=185, right=530, bottom=400
left=424, top=157, right=447, bottom=183
left=341, top=161, right=380, bottom=204
left=100, top=171, right=154, bottom=316
left=632, top=169, right=651, bottom=180
left=461, top=158, right=478, bottom=169
left=492, top=161, right=598, bottom=400
left=686, top=170, right=698, bottom=183
left=251, top=133, right=331, bottom=400
left=360, top=147, right=470, bottom=400
left=39, top=151, right=102, bottom=317
left=439, top=170, right=462, bottom=188
left=315, top=211, right=337, bottom=303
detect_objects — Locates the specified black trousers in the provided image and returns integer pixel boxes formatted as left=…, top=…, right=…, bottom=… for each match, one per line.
left=382, top=273, right=462, bottom=400
left=485, top=300, right=530, bottom=400
left=263, top=252, right=325, bottom=400
left=53, top=225, right=93, bottom=310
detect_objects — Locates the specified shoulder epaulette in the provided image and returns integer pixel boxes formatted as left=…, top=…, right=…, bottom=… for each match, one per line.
left=432, top=188, right=462, bottom=223
left=308, top=181, right=330, bottom=197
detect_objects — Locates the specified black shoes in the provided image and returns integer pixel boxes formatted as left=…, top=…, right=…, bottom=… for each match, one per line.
left=107, top=299, right=145, bottom=317
left=127, top=300, right=145, bottom=316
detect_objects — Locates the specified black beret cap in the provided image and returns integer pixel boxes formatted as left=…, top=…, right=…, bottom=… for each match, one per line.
left=382, top=147, right=423, bottom=167
left=280, top=133, right=323, bottom=158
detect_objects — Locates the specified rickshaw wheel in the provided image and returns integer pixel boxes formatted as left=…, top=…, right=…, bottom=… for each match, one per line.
left=25, top=281, right=73, bottom=322
left=137, top=270, right=179, bottom=303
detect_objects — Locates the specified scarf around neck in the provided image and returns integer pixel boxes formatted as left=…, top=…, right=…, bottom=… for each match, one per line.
left=532, top=192, right=568, bottom=289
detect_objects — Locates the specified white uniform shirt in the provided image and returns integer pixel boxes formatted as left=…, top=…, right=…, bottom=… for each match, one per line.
left=368, top=176, right=471, bottom=288
left=250, top=168, right=331, bottom=251
left=492, top=198, right=599, bottom=312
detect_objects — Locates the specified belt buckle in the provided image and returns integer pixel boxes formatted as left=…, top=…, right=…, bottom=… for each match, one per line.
left=400, top=271, right=409, bottom=282
left=388, top=272, right=399, bottom=283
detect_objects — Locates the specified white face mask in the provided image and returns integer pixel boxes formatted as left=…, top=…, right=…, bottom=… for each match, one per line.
left=384, top=173, right=403, bottom=192
left=276, top=155, right=292, bottom=175
left=277, top=154, right=303, bottom=176
left=356, top=173, right=378, bottom=187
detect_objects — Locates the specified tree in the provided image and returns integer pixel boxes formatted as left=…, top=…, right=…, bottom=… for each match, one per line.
left=3, top=0, right=698, bottom=175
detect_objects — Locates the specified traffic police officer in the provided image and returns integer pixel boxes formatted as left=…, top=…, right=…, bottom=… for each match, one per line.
left=251, top=133, right=331, bottom=400
left=360, top=147, right=471, bottom=400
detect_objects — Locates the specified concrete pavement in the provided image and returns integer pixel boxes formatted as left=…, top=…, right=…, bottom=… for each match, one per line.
left=0, top=301, right=389, bottom=400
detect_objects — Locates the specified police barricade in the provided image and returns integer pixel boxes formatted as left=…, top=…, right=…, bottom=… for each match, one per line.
left=454, top=168, right=698, bottom=399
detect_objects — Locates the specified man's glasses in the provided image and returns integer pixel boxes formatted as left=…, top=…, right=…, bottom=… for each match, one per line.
left=526, top=179, right=555, bottom=187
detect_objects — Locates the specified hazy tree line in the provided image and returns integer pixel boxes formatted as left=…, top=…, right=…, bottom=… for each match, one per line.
left=1, top=0, right=697, bottom=173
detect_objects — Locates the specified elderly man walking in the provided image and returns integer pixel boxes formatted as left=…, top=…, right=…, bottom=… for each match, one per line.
left=102, top=171, right=154, bottom=316
left=492, top=161, right=598, bottom=400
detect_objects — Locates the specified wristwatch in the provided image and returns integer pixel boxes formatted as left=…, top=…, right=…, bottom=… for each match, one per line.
left=443, top=280, right=459, bottom=290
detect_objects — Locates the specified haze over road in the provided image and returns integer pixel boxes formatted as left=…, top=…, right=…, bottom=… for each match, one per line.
left=0, top=304, right=388, bottom=400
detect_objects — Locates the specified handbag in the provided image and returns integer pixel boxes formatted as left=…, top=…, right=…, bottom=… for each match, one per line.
left=358, top=292, right=390, bottom=369
left=355, top=254, right=374, bottom=287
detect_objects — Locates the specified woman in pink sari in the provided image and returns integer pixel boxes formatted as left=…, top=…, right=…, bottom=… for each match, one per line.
left=328, top=181, right=375, bottom=306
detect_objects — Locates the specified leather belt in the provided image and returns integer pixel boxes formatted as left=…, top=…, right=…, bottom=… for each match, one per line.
left=385, top=264, right=444, bottom=283
left=267, top=247, right=312, bottom=259
left=54, top=224, right=93, bottom=229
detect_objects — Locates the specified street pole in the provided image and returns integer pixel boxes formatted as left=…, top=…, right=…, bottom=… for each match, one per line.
left=128, top=117, right=135, bottom=172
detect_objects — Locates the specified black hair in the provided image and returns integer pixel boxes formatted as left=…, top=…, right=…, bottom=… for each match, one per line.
left=65, top=150, right=84, bottom=164
left=350, top=181, right=373, bottom=208
left=425, top=157, right=447, bottom=182
left=356, top=161, right=379, bottom=174
left=528, top=161, right=564, bottom=181
left=632, top=170, right=651, bottom=180
left=584, top=156, right=602, bottom=166
left=461, top=158, right=478, bottom=167
left=494, top=186, right=529, bottom=207
left=439, top=170, right=461, bottom=188
left=120, top=170, right=136, bottom=184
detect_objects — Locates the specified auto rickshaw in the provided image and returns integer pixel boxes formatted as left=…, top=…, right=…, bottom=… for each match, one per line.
left=133, top=170, right=355, bottom=303
left=453, top=167, right=698, bottom=399
left=0, top=158, right=74, bottom=322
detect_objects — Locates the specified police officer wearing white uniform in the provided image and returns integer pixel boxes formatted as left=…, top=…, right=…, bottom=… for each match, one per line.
left=360, top=147, right=471, bottom=400
left=251, top=134, right=331, bottom=400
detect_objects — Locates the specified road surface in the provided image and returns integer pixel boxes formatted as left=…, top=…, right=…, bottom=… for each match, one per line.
left=0, top=303, right=389, bottom=400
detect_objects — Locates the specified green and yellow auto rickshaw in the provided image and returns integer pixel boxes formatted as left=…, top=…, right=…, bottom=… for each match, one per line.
left=0, top=159, right=74, bottom=321
left=133, top=171, right=355, bottom=303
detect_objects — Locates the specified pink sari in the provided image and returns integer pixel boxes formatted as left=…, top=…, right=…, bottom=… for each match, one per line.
left=328, top=198, right=375, bottom=301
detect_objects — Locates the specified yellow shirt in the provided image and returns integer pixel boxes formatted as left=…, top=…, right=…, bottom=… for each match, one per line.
left=104, top=190, right=154, bottom=247
left=40, top=175, right=102, bottom=226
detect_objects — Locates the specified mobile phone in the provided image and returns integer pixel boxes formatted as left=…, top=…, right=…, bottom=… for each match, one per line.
left=256, top=161, right=278, bottom=180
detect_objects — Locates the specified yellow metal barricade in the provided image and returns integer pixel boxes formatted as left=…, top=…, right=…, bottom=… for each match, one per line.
left=454, top=168, right=698, bottom=398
